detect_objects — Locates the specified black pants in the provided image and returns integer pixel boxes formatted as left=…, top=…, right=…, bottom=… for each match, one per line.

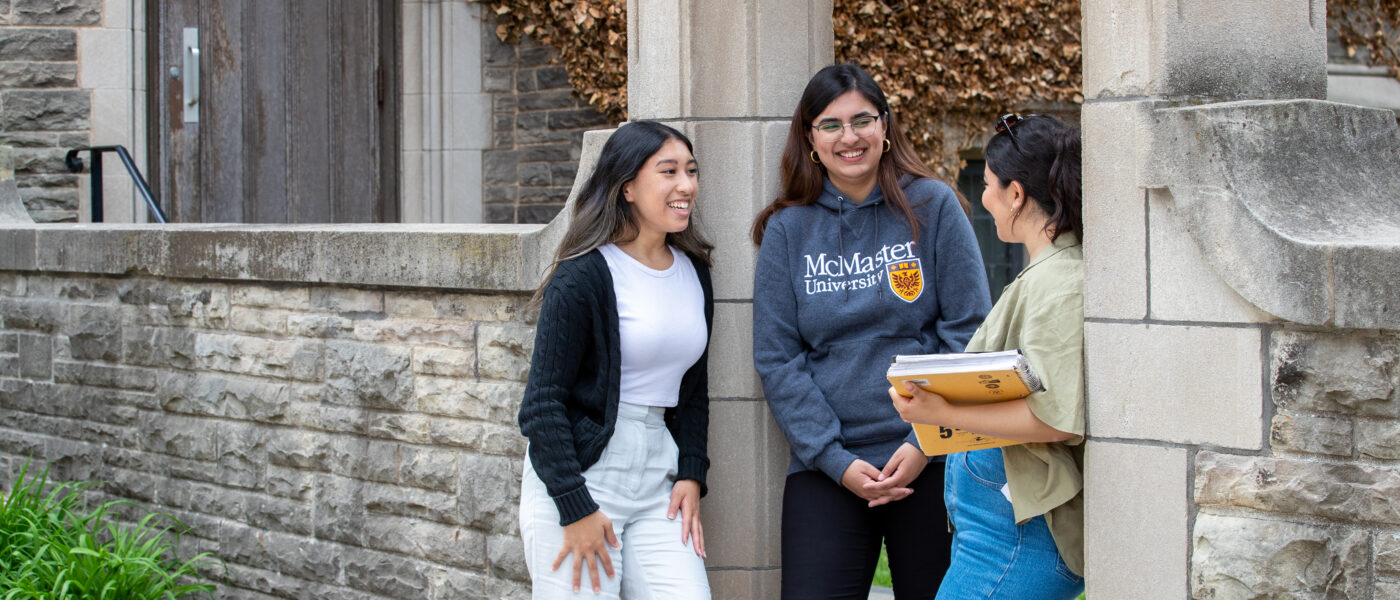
left=780, top=465, right=951, bottom=599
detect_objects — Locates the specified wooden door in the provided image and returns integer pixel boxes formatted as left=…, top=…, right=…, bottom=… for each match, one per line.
left=148, top=0, right=399, bottom=223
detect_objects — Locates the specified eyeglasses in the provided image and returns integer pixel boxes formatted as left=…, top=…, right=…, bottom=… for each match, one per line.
left=811, top=114, right=884, bottom=141
left=994, top=113, right=1040, bottom=152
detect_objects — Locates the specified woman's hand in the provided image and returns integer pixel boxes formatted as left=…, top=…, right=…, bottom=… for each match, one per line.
left=889, top=381, right=951, bottom=425
left=862, top=442, right=927, bottom=507
left=841, top=459, right=914, bottom=507
left=553, top=510, right=621, bottom=593
left=668, top=479, right=707, bottom=558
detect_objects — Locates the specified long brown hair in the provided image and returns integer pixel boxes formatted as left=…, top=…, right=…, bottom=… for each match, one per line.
left=750, top=64, right=965, bottom=246
left=533, top=121, right=714, bottom=305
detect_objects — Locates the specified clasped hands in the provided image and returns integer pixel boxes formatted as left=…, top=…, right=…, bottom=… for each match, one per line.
left=841, top=441, right=927, bottom=508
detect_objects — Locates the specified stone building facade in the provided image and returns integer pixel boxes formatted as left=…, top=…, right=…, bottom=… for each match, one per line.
left=481, top=34, right=610, bottom=224
left=0, top=1, right=101, bottom=223
left=0, top=0, right=608, bottom=225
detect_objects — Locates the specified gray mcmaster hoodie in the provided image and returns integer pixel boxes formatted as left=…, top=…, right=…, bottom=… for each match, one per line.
left=753, top=177, right=991, bottom=483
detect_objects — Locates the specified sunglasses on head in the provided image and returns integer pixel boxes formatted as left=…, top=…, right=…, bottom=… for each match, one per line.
left=994, top=113, right=1041, bottom=152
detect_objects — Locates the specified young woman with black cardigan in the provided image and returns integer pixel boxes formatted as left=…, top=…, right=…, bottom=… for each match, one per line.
left=517, top=120, right=715, bottom=600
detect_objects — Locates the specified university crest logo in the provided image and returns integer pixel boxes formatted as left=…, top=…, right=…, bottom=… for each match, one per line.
left=887, top=259, right=924, bottom=302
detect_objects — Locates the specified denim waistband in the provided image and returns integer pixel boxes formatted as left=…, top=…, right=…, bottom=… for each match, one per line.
left=617, top=401, right=667, bottom=426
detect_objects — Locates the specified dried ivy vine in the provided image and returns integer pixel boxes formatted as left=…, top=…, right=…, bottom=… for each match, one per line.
left=473, top=0, right=1399, bottom=179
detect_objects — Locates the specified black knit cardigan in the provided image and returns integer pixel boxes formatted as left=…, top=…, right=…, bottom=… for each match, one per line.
left=518, top=249, right=713, bottom=526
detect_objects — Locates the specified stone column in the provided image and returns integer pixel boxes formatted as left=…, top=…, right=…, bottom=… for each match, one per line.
left=1079, top=1, right=1327, bottom=598
left=626, top=1, right=833, bottom=596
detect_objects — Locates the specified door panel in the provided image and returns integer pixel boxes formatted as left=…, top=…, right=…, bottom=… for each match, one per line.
left=150, top=0, right=397, bottom=224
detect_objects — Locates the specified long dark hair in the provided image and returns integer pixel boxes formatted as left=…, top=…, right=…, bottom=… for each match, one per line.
left=985, top=115, right=1082, bottom=243
left=750, top=63, right=962, bottom=246
left=533, top=121, right=714, bottom=304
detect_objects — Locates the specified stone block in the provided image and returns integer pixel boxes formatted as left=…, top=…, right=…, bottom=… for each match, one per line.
left=483, top=67, right=513, bottom=93
left=140, top=413, right=217, bottom=461
left=708, top=569, right=782, bottom=600
left=0, top=332, right=15, bottom=353
left=1197, top=451, right=1400, bottom=525
left=431, top=567, right=490, bottom=600
left=310, top=288, right=384, bottom=314
left=457, top=453, right=519, bottom=534
left=217, top=422, right=268, bottom=489
left=362, top=479, right=462, bottom=525
left=231, top=285, right=311, bottom=310
left=265, top=465, right=313, bottom=500
left=342, top=547, right=433, bottom=599
left=476, top=322, right=532, bottom=381
left=1192, top=512, right=1368, bottom=599
left=685, top=119, right=770, bottom=299
left=487, top=533, right=528, bottom=582
left=517, top=163, right=551, bottom=187
left=227, top=306, right=290, bottom=335
left=419, top=378, right=521, bottom=425
left=1334, top=243, right=1400, bottom=330
left=0, top=227, right=36, bottom=270
left=484, top=578, right=532, bottom=600
left=1147, top=191, right=1272, bottom=323
left=52, top=361, right=155, bottom=391
left=708, top=302, right=760, bottom=400
left=399, top=445, right=458, bottom=492
left=3, top=297, right=61, bottom=332
left=1272, top=330, right=1398, bottom=417
left=196, top=333, right=324, bottom=382
left=703, top=400, right=787, bottom=569
left=1271, top=413, right=1352, bottom=457
left=13, top=0, right=102, bottom=25
left=0, top=90, right=89, bottom=131
left=547, top=108, right=608, bottom=131
left=324, top=340, right=413, bottom=409
left=412, top=345, right=474, bottom=377
left=1087, top=322, right=1263, bottom=448
left=245, top=494, right=313, bottom=536
left=518, top=144, right=571, bottom=163
left=1378, top=532, right=1400, bottom=578
left=313, top=474, right=368, bottom=546
left=316, top=227, right=539, bottom=292
left=17, top=332, right=50, bottom=379
left=370, top=412, right=434, bottom=445
left=78, top=28, right=132, bottom=89
left=165, top=283, right=230, bottom=329
left=1080, top=100, right=1152, bottom=320
left=123, top=326, right=195, bottom=370
left=364, top=514, right=485, bottom=570
left=1147, top=101, right=1400, bottom=330
left=1081, top=0, right=1153, bottom=99
left=1082, top=441, right=1187, bottom=600
left=0, top=62, right=77, bottom=88
left=287, top=314, right=350, bottom=338
left=1359, top=420, right=1400, bottom=461
left=0, top=28, right=77, bottom=60
left=162, top=229, right=318, bottom=284
left=64, top=303, right=120, bottom=362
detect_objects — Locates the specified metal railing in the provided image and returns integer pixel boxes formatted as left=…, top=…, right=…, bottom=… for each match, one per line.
left=64, top=145, right=168, bottom=223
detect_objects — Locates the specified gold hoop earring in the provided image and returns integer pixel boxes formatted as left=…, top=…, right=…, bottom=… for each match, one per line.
left=810, top=150, right=821, bottom=164
left=882, top=139, right=891, bottom=152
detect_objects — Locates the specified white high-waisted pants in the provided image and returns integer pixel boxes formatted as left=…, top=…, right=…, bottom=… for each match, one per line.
left=520, top=402, right=711, bottom=600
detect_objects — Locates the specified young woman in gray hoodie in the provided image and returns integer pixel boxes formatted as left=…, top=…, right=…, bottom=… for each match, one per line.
left=751, top=64, right=991, bottom=599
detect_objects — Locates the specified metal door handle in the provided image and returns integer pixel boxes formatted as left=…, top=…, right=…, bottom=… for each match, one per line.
left=183, top=28, right=199, bottom=123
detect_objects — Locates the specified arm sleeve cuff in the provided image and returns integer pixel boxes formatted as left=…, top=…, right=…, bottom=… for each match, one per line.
left=677, top=455, right=710, bottom=497
left=814, top=445, right=859, bottom=485
left=552, top=484, right=600, bottom=526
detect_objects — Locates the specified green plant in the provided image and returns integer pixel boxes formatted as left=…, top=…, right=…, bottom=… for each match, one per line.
left=0, top=461, right=218, bottom=599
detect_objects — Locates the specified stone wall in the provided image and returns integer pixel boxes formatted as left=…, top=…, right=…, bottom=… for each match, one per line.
left=0, top=1, right=95, bottom=223
left=0, top=217, right=574, bottom=599
left=1191, top=328, right=1400, bottom=598
left=482, top=35, right=611, bottom=225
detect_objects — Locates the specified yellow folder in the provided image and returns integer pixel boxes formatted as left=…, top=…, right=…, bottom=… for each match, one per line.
left=886, top=350, right=1041, bottom=456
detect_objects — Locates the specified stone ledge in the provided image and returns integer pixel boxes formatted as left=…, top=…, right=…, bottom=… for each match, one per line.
left=0, top=129, right=619, bottom=292
left=1146, top=100, right=1400, bottom=330
left=0, top=223, right=558, bottom=293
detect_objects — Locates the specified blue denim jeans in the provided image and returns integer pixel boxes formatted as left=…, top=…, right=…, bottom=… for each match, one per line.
left=937, top=449, right=1084, bottom=600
